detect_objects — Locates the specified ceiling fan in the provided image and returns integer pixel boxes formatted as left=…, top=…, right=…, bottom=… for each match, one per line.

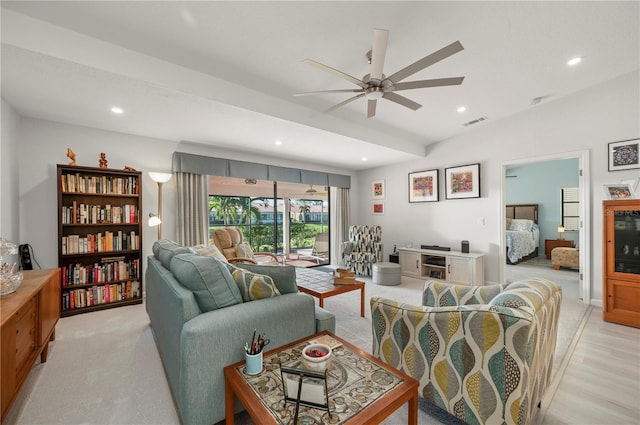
left=295, top=28, right=465, bottom=118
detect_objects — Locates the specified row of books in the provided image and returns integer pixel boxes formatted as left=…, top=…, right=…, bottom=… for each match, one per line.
left=61, top=281, right=141, bottom=311
left=62, top=231, right=139, bottom=255
left=61, top=202, right=138, bottom=225
left=62, top=258, right=140, bottom=286
left=333, top=268, right=357, bottom=285
left=61, top=174, right=139, bottom=195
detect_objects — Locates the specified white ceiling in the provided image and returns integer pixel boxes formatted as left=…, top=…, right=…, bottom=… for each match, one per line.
left=2, top=1, right=638, bottom=171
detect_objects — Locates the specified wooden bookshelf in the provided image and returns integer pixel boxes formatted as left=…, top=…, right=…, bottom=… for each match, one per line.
left=57, top=164, right=143, bottom=317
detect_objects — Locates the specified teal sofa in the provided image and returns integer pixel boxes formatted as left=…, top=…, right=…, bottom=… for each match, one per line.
left=145, top=240, right=335, bottom=425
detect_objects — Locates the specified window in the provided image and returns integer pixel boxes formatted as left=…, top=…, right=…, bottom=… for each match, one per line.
left=562, top=187, right=579, bottom=231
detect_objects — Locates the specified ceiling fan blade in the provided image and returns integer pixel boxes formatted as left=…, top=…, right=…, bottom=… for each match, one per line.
left=382, top=92, right=422, bottom=111
left=367, top=99, right=377, bottom=118
left=326, top=93, right=366, bottom=113
left=370, top=28, right=389, bottom=81
left=303, top=59, right=366, bottom=88
left=294, top=89, right=364, bottom=96
left=386, top=41, right=464, bottom=84
left=393, top=76, right=465, bottom=91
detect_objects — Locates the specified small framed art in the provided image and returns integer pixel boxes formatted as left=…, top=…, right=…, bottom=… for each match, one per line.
left=604, top=183, right=634, bottom=200
left=445, top=163, right=481, bottom=199
left=409, top=169, right=438, bottom=203
left=609, top=139, right=640, bottom=171
left=372, top=180, right=385, bottom=199
left=373, top=202, right=384, bottom=215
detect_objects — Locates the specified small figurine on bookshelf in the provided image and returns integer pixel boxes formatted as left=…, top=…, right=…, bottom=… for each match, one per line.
left=99, top=152, right=108, bottom=168
left=67, top=147, right=76, bottom=166
left=124, top=165, right=137, bottom=171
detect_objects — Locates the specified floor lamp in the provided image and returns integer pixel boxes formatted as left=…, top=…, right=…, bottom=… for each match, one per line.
left=148, top=172, right=172, bottom=240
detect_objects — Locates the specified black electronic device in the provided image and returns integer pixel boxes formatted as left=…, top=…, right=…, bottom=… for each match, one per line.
left=19, top=244, right=33, bottom=270
left=461, top=240, right=470, bottom=253
left=421, top=245, right=451, bottom=251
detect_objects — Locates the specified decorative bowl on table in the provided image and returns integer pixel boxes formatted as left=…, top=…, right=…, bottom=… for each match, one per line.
left=0, top=238, right=23, bottom=296
left=301, top=343, right=332, bottom=372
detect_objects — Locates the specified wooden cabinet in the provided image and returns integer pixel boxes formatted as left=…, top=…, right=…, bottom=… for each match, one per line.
left=1, top=269, right=60, bottom=421
left=57, top=164, right=143, bottom=317
left=398, top=248, right=484, bottom=285
left=544, top=239, right=573, bottom=259
left=603, top=200, right=640, bottom=328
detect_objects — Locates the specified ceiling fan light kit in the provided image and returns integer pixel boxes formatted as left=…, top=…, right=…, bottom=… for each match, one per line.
left=296, top=28, right=465, bottom=118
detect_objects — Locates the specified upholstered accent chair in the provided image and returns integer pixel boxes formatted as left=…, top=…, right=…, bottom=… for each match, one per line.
left=551, top=246, right=579, bottom=270
left=343, top=225, right=383, bottom=276
left=371, top=278, right=562, bottom=425
left=212, top=227, right=281, bottom=265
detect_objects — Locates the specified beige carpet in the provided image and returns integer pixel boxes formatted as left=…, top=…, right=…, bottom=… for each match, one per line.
left=3, top=260, right=587, bottom=425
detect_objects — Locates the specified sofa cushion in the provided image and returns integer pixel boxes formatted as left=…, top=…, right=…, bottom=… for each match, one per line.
left=153, top=239, right=193, bottom=269
left=237, top=263, right=298, bottom=294
left=191, top=244, right=229, bottom=263
left=170, top=253, right=242, bottom=312
left=225, top=264, right=281, bottom=301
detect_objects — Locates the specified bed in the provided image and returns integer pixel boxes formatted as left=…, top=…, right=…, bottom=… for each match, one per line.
left=506, top=204, right=540, bottom=264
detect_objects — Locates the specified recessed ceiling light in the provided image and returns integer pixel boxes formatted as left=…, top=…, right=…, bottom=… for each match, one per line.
left=275, top=140, right=283, bottom=146
left=567, top=57, right=583, bottom=66
left=361, top=157, right=367, bottom=161
left=111, top=107, right=124, bottom=114
left=457, top=106, right=467, bottom=113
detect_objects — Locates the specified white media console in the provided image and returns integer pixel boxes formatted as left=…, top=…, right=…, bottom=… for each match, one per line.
left=398, top=247, right=484, bottom=286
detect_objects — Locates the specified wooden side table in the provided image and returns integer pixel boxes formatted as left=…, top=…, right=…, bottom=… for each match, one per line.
left=544, top=239, right=573, bottom=259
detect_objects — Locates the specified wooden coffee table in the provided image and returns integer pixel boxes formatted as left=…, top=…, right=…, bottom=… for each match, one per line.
left=224, top=331, right=418, bottom=424
left=295, top=268, right=365, bottom=317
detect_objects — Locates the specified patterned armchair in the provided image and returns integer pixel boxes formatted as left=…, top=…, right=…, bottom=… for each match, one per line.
left=343, top=225, right=382, bottom=276
left=371, top=278, right=562, bottom=425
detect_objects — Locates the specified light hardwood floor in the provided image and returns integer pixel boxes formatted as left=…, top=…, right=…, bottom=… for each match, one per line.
left=539, top=307, right=640, bottom=424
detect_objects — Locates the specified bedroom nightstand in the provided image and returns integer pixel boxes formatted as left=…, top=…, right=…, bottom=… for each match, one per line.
left=544, top=239, right=573, bottom=259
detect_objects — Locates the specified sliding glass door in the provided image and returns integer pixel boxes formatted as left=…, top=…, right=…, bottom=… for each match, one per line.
left=208, top=176, right=330, bottom=266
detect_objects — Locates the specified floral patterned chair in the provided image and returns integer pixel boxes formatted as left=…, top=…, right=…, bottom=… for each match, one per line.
left=371, top=278, right=562, bottom=425
left=342, top=225, right=382, bottom=276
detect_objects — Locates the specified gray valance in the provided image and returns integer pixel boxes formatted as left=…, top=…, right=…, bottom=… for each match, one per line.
left=172, top=152, right=351, bottom=188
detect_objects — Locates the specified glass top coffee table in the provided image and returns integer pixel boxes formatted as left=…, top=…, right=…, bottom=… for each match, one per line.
left=224, top=331, right=418, bottom=424
left=295, top=268, right=365, bottom=317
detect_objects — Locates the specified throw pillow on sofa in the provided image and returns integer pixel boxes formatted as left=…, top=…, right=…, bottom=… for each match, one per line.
left=225, top=264, right=281, bottom=302
left=237, top=263, right=298, bottom=294
left=191, top=244, right=229, bottom=263
left=153, top=239, right=193, bottom=269
left=170, top=253, right=243, bottom=312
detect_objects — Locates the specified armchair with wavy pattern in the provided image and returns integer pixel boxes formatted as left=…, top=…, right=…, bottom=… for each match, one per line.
left=370, top=278, right=562, bottom=425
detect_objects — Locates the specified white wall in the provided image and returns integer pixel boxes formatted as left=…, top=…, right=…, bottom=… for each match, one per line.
left=1, top=99, right=21, bottom=242
left=356, top=71, right=640, bottom=304
left=14, top=119, right=357, bottom=270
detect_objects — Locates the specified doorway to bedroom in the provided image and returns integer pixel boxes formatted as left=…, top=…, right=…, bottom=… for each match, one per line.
left=501, top=150, right=590, bottom=304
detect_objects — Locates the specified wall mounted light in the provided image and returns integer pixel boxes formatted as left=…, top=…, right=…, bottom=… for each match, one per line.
left=148, top=172, right=172, bottom=239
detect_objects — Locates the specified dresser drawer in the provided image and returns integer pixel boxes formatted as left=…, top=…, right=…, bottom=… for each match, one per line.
left=15, top=298, right=37, bottom=377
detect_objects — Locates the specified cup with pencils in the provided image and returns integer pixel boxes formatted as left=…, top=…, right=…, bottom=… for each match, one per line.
left=244, top=328, right=270, bottom=375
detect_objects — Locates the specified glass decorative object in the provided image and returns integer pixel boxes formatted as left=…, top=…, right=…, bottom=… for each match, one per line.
left=0, top=238, right=23, bottom=295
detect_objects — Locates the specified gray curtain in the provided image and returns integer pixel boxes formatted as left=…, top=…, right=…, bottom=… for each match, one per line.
left=175, top=172, right=208, bottom=246
left=331, top=187, right=351, bottom=266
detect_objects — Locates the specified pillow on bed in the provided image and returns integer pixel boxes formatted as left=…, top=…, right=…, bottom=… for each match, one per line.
left=509, top=219, right=534, bottom=231
left=506, top=218, right=513, bottom=229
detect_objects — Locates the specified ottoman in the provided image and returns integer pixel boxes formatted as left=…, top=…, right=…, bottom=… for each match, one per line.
left=372, top=262, right=401, bottom=286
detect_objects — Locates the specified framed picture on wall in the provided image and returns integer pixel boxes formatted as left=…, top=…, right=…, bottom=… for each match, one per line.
left=445, top=163, right=481, bottom=199
left=408, top=169, right=439, bottom=203
left=372, top=180, right=385, bottom=199
left=609, top=139, right=640, bottom=171
left=604, top=183, right=634, bottom=200
left=372, top=202, right=384, bottom=215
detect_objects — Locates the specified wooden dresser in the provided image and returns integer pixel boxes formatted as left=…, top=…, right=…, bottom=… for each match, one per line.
left=1, top=268, right=60, bottom=421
